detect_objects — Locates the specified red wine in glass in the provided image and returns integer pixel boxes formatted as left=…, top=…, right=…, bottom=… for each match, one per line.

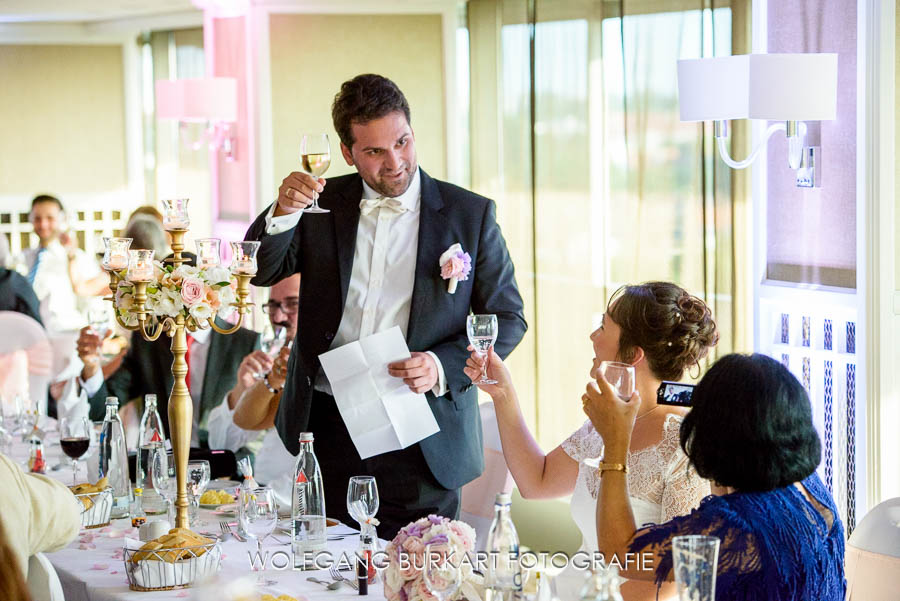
left=61, top=437, right=90, bottom=460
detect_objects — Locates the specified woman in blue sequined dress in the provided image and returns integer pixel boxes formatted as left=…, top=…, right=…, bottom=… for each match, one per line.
left=583, top=353, right=845, bottom=600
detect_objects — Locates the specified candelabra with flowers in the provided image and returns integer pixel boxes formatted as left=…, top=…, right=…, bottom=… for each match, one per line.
left=101, top=199, right=260, bottom=529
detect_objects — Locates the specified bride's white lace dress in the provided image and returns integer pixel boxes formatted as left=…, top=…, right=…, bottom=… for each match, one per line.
left=561, top=413, right=710, bottom=551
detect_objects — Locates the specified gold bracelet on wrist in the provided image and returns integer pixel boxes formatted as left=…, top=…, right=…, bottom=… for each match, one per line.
left=598, top=462, right=628, bottom=476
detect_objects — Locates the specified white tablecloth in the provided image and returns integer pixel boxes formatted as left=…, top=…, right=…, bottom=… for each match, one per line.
left=11, top=423, right=382, bottom=601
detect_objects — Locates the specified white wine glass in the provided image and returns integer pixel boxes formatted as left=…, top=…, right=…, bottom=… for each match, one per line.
left=151, top=449, right=177, bottom=522
left=466, top=314, right=499, bottom=385
left=597, top=361, right=636, bottom=400
left=423, top=544, right=462, bottom=601
left=299, top=133, right=331, bottom=214
left=347, top=476, right=380, bottom=537
left=254, top=324, right=287, bottom=379
left=187, top=460, right=211, bottom=526
left=240, top=487, right=278, bottom=586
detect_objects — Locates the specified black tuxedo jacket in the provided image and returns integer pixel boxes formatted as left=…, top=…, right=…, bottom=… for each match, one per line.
left=245, top=169, right=527, bottom=490
left=87, top=321, right=259, bottom=442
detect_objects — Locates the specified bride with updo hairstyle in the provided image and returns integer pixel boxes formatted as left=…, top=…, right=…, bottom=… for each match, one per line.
left=465, top=281, right=718, bottom=601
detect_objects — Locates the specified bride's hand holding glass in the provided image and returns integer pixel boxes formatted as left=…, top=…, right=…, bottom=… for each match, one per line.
left=581, top=369, right=640, bottom=453
left=463, top=347, right=512, bottom=397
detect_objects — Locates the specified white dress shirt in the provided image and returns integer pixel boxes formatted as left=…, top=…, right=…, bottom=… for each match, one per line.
left=15, top=241, right=101, bottom=334
left=264, top=167, right=447, bottom=396
left=81, top=326, right=212, bottom=446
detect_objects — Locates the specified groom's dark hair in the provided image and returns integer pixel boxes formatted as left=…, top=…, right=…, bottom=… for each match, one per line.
left=332, top=74, right=411, bottom=149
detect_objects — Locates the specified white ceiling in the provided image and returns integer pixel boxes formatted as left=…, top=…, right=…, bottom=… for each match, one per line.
left=0, top=0, right=197, bottom=24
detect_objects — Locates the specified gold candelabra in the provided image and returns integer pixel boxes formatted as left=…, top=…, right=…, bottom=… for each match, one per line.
left=105, top=228, right=255, bottom=529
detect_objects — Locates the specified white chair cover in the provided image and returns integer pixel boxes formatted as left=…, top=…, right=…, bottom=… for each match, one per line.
left=460, top=402, right=514, bottom=550
left=846, top=497, right=900, bottom=600
left=27, top=552, right=65, bottom=601
left=0, top=311, right=51, bottom=413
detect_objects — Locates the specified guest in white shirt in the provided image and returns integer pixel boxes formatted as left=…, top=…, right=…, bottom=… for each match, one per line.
left=14, top=195, right=106, bottom=334
left=207, top=274, right=300, bottom=506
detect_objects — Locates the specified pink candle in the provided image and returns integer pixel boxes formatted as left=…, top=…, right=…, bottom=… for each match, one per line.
left=164, top=219, right=189, bottom=231
left=128, top=265, right=154, bottom=282
left=231, top=258, right=257, bottom=275
left=106, top=255, right=127, bottom=270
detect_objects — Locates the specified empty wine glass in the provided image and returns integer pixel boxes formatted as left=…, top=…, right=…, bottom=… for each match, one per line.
left=151, top=449, right=177, bottom=521
left=187, top=460, right=211, bottom=526
left=347, top=476, right=380, bottom=537
left=240, top=487, right=278, bottom=586
left=88, top=304, right=111, bottom=339
left=423, top=544, right=462, bottom=601
left=466, top=314, right=499, bottom=385
left=254, top=324, right=287, bottom=379
left=299, top=133, right=331, bottom=214
left=59, top=417, right=91, bottom=484
left=597, top=361, right=636, bottom=400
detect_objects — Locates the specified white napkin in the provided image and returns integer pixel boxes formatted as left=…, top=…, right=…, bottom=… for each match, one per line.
left=124, top=537, right=221, bottom=589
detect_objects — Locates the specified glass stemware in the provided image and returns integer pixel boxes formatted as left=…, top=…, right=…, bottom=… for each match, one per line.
left=299, top=133, right=331, bottom=214
left=423, top=543, right=463, bottom=601
left=187, top=460, right=211, bottom=526
left=254, top=324, right=287, bottom=379
left=240, top=487, right=278, bottom=586
left=347, top=475, right=380, bottom=537
left=466, top=314, right=499, bottom=385
left=596, top=361, right=636, bottom=400
left=151, top=449, right=177, bottom=521
left=59, top=417, right=91, bottom=484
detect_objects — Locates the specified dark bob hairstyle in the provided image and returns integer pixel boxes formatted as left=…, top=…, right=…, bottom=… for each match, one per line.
left=680, top=353, right=821, bottom=492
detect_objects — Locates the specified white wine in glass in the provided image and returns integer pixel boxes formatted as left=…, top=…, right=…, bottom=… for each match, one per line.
left=299, top=133, right=331, bottom=214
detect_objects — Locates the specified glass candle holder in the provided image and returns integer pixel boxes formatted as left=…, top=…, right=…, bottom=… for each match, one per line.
left=196, top=238, right=222, bottom=269
left=161, top=199, right=190, bottom=231
left=102, top=237, right=132, bottom=271
left=229, top=241, right=260, bottom=275
left=127, top=249, right=156, bottom=282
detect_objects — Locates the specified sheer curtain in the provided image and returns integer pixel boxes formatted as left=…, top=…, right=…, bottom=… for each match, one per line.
left=469, top=0, right=749, bottom=447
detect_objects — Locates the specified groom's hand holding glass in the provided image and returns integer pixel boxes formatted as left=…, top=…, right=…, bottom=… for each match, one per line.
left=275, top=171, right=325, bottom=215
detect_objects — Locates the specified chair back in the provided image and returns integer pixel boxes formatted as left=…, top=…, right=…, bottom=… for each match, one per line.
left=846, top=497, right=900, bottom=600
left=26, top=553, right=64, bottom=601
left=0, top=311, right=51, bottom=413
left=460, top=402, right=514, bottom=550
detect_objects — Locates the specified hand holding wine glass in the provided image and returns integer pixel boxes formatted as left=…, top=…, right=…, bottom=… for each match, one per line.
left=254, top=324, right=287, bottom=379
left=596, top=361, right=636, bottom=400
left=466, top=314, right=499, bottom=385
left=299, top=133, right=331, bottom=214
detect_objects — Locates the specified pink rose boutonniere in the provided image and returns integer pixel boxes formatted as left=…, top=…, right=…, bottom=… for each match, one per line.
left=439, top=244, right=472, bottom=294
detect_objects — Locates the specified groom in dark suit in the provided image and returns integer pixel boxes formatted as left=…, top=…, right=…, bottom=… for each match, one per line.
left=244, top=74, right=526, bottom=537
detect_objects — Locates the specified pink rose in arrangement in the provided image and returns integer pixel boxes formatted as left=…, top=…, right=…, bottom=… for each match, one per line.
left=383, top=515, right=478, bottom=601
left=180, top=277, right=205, bottom=306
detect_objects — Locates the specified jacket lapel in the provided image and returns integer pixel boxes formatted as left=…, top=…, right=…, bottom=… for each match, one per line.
left=331, top=176, right=363, bottom=308
left=406, top=169, right=449, bottom=351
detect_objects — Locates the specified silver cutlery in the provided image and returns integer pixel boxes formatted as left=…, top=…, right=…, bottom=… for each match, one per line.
left=219, top=520, right=245, bottom=542
left=306, top=576, right=342, bottom=590
left=330, top=565, right=358, bottom=590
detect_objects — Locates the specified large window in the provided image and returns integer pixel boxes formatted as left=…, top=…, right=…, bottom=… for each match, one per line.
left=469, top=0, right=749, bottom=448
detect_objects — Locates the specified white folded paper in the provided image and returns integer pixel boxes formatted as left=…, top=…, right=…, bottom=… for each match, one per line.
left=318, top=327, right=440, bottom=459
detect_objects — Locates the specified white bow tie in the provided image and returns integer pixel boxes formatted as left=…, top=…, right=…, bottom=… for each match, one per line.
left=359, top=196, right=407, bottom=216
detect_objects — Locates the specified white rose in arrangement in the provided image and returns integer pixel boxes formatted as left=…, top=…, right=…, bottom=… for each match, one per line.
left=204, top=266, right=231, bottom=285
left=189, top=301, right=213, bottom=323
left=217, top=286, right=237, bottom=318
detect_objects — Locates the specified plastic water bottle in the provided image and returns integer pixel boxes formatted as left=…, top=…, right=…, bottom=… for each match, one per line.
left=579, top=566, right=624, bottom=601
left=136, top=394, right=167, bottom=514
left=485, top=493, right=522, bottom=601
left=291, top=432, right=326, bottom=568
left=98, top=397, right=133, bottom=518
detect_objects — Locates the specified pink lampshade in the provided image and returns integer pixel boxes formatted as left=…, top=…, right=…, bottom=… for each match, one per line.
left=155, top=78, right=238, bottom=123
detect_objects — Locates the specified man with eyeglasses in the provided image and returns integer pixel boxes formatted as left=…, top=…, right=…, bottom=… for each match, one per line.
left=206, top=273, right=301, bottom=505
